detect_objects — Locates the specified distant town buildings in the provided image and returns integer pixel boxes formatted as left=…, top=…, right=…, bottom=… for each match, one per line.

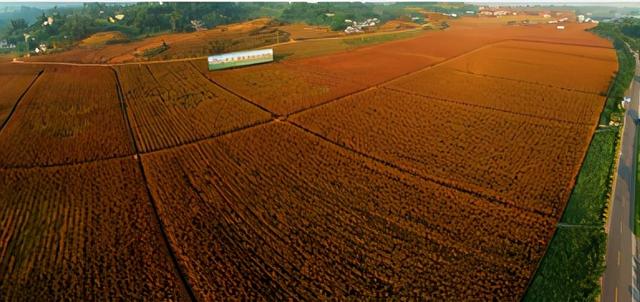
left=0, top=40, right=16, bottom=49
left=344, top=18, right=380, bottom=34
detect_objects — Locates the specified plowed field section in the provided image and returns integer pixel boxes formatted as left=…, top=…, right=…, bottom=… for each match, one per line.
left=116, top=62, right=272, bottom=152
left=446, top=41, right=617, bottom=94
left=142, top=122, right=554, bottom=301
left=193, top=61, right=365, bottom=115
left=291, top=88, right=593, bottom=217
left=289, top=48, right=441, bottom=85
left=0, top=65, right=133, bottom=167
left=388, top=66, right=606, bottom=125
left=0, top=158, right=188, bottom=301
left=0, top=64, right=42, bottom=125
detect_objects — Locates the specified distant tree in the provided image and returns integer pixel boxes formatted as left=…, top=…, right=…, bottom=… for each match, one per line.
left=9, top=19, right=28, bottom=33
left=170, top=8, right=182, bottom=32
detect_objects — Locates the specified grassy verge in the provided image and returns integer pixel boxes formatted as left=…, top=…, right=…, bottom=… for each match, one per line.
left=272, top=29, right=425, bottom=60
left=592, top=23, right=636, bottom=125
left=525, top=227, right=607, bottom=301
left=525, top=22, right=636, bottom=300
left=524, top=129, right=618, bottom=301
left=562, top=129, right=619, bottom=226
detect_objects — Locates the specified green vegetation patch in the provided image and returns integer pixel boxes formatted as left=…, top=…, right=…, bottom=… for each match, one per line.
left=342, top=30, right=423, bottom=47
left=592, top=20, right=637, bottom=125
left=523, top=130, right=616, bottom=301
left=526, top=20, right=639, bottom=301
left=524, top=227, right=606, bottom=302
left=561, top=129, right=618, bottom=226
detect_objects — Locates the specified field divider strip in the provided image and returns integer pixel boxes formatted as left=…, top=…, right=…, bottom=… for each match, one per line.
left=111, top=66, right=199, bottom=302
left=285, top=39, right=540, bottom=119
left=283, top=120, right=548, bottom=217
left=142, top=119, right=275, bottom=155
left=188, top=60, right=279, bottom=117
left=0, top=68, right=43, bottom=134
left=508, top=38, right=615, bottom=50
left=449, top=68, right=606, bottom=96
left=0, top=153, right=134, bottom=170
left=384, top=86, right=595, bottom=126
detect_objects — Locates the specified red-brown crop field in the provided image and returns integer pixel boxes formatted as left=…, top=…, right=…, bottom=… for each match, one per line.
left=291, top=88, right=594, bottom=216
left=388, top=65, right=609, bottom=125
left=0, top=64, right=42, bottom=125
left=0, top=65, right=133, bottom=167
left=142, top=122, right=555, bottom=301
left=0, top=14, right=620, bottom=301
left=445, top=41, right=618, bottom=93
left=0, top=158, right=188, bottom=301
left=116, top=62, right=272, bottom=152
left=192, top=61, right=365, bottom=115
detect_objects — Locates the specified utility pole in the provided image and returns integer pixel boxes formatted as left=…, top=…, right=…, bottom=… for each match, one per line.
left=23, top=33, right=30, bottom=57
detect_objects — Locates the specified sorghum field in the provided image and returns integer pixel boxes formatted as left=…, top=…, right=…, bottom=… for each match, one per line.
left=0, top=19, right=618, bottom=301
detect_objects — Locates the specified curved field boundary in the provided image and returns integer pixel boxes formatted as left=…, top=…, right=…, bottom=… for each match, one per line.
left=0, top=69, right=43, bottom=134
left=112, top=66, right=199, bottom=302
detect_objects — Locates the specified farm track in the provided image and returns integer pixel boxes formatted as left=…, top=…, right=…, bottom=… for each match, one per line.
left=383, top=86, right=595, bottom=126
left=0, top=69, right=43, bottom=134
left=111, top=66, right=199, bottom=302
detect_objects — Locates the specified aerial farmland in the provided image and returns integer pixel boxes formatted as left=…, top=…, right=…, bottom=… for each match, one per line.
left=0, top=2, right=634, bottom=301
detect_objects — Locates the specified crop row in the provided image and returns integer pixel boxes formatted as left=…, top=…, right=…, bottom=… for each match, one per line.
left=141, top=121, right=554, bottom=301
left=388, top=66, right=606, bottom=125
left=291, top=88, right=594, bottom=217
left=191, top=60, right=366, bottom=115
left=0, top=65, right=133, bottom=167
left=116, top=62, right=271, bottom=152
left=445, top=41, right=618, bottom=94
left=0, top=64, right=42, bottom=125
left=0, top=158, right=188, bottom=301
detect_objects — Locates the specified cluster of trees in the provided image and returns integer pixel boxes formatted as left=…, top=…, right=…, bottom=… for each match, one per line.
left=590, top=19, right=637, bottom=124
left=279, top=3, right=402, bottom=31
left=0, top=2, right=475, bottom=54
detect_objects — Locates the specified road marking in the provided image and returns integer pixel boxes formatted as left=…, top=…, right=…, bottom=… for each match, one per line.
left=618, top=251, right=621, bottom=266
left=615, top=287, right=618, bottom=302
left=621, top=221, right=623, bottom=233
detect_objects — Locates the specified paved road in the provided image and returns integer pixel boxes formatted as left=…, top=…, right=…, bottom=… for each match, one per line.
left=602, top=51, right=639, bottom=302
